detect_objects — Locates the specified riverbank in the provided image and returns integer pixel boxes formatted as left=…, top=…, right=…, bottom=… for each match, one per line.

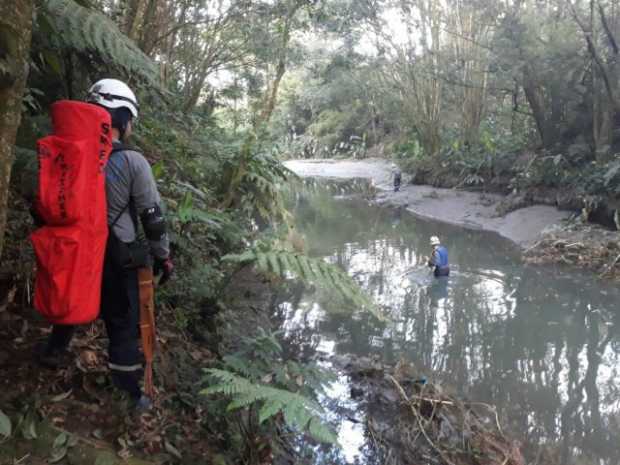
left=286, top=158, right=620, bottom=280
left=286, top=158, right=569, bottom=246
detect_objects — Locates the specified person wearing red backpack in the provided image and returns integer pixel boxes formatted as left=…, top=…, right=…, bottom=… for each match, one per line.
left=38, top=79, right=173, bottom=409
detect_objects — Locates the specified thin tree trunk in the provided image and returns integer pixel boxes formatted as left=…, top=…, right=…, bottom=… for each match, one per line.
left=0, top=0, right=34, bottom=259
left=126, top=0, right=148, bottom=42
left=257, top=1, right=302, bottom=125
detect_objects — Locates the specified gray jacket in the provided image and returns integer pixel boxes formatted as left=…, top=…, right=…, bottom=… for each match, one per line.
left=106, top=143, right=169, bottom=260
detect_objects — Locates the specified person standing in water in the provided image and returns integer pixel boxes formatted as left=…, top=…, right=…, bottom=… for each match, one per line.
left=428, top=235, right=450, bottom=277
left=392, top=163, right=402, bottom=192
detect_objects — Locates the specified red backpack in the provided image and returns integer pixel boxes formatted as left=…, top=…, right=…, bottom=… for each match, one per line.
left=30, top=101, right=112, bottom=324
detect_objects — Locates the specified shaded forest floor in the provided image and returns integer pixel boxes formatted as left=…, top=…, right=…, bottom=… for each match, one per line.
left=0, top=199, right=283, bottom=465
left=0, top=274, right=282, bottom=465
left=0, top=290, right=221, bottom=465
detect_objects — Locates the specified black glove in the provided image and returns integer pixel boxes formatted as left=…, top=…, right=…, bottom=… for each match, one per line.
left=153, top=257, right=174, bottom=285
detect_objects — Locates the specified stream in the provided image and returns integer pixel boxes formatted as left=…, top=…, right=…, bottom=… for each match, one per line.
left=280, top=179, right=620, bottom=465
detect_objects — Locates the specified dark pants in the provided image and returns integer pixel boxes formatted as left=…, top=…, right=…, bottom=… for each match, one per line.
left=394, top=174, right=402, bottom=192
left=47, top=256, right=143, bottom=399
left=434, top=266, right=450, bottom=277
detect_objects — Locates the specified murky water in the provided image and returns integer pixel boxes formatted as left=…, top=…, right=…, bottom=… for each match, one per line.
left=282, top=179, right=620, bottom=465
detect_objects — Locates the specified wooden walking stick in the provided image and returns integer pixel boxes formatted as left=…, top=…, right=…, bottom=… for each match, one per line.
left=138, top=267, right=156, bottom=398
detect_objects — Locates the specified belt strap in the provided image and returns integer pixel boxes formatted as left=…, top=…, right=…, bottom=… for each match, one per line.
left=138, top=267, right=156, bottom=397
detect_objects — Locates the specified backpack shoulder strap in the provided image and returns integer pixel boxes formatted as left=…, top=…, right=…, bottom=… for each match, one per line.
left=108, top=143, right=134, bottom=228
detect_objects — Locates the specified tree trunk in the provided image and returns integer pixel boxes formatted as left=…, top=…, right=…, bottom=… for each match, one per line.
left=0, top=0, right=33, bottom=259
left=125, top=0, right=148, bottom=42
left=522, top=65, right=559, bottom=148
left=257, top=0, right=302, bottom=125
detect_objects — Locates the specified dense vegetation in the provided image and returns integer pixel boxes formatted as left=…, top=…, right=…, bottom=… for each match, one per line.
left=269, top=0, right=620, bottom=226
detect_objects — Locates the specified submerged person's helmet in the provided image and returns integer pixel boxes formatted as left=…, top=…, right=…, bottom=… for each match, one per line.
left=86, top=78, right=139, bottom=118
left=430, top=236, right=440, bottom=246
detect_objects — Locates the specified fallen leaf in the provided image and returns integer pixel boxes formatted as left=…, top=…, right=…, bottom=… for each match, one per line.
left=164, top=440, right=183, bottom=459
left=49, top=446, right=68, bottom=463
left=67, top=434, right=79, bottom=447
left=80, top=350, right=99, bottom=367
left=51, top=390, right=73, bottom=402
left=23, top=420, right=37, bottom=440
left=0, top=409, right=11, bottom=438
left=53, top=431, right=68, bottom=449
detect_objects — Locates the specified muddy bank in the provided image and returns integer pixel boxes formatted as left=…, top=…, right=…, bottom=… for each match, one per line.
left=523, top=221, right=620, bottom=281
left=286, top=159, right=570, bottom=247
left=329, top=354, right=526, bottom=465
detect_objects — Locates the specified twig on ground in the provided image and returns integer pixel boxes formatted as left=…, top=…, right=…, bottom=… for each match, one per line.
left=523, top=239, right=543, bottom=255
left=388, top=374, right=457, bottom=465
left=14, top=454, right=31, bottom=465
left=466, top=401, right=504, bottom=436
left=600, top=252, right=620, bottom=277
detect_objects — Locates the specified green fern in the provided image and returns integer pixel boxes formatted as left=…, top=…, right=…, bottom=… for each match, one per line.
left=39, top=0, right=159, bottom=83
left=223, top=249, right=384, bottom=320
left=202, top=369, right=337, bottom=444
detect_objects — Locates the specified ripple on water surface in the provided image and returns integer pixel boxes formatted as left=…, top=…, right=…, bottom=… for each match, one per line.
left=280, top=180, right=620, bottom=465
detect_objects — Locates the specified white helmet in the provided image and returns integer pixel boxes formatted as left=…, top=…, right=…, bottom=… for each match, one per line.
left=87, top=78, right=139, bottom=118
left=430, top=236, right=440, bottom=246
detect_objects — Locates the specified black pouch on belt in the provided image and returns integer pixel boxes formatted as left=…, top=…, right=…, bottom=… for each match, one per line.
left=107, top=231, right=150, bottom=269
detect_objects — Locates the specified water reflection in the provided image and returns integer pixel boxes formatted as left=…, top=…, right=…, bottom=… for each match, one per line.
left=284, top=180, right=620, bottom=465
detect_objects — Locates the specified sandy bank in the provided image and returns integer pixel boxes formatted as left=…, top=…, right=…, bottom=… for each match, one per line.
left=285, top=158, right=571, bottom=246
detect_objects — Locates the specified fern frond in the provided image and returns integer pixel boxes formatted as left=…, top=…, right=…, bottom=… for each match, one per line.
left=222, top=355, right=259, bottom=379
left=224, top=249, right=384, bottom=320
left=41, top=0, right=159, bottom=84
left=258, top=400, right=282, bottom=424
left=202, top=369, right=337, bottom=444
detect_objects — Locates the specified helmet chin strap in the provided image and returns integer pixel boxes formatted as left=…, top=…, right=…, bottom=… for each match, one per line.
left=119, top=122, right=128, bottom=141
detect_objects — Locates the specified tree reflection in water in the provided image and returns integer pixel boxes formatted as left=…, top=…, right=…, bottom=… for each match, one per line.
left=280, top=180, right=620, bottom=465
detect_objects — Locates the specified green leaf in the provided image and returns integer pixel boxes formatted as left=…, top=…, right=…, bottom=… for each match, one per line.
left=164, top=440, right=183, bottom=459
left=53, top=431, right=68, bottom=449
left=49, top=446, right=68, bottom=463
left=267, top=252, right=281, bottom=276
left=67, top=434, right=79, bottom=447
left=23, top=419, right=37, bottom=440
left=256, top=252, right=269, bottom=271
left=0, top=410, right=11, bottom=438
left=152, top=160, right=165, bottom=180
left=258, top=399, right=282, bottom=424
left=308, top=417, right=338, bottom=444
left=41, top=0, right=159, bottom=84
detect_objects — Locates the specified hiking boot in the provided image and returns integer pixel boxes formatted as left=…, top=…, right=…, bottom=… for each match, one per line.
left=133, top=394, right=153, bottom=412
left=35, top=342, right=73, bottom=369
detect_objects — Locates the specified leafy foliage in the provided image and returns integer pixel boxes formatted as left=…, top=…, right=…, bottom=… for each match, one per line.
left=39, top=0, right=159, bottom=83
left=203, top=369, right=336, bottom=444
left=224, top=248, right=381, bottom=318
left=222, top=139, right=297, bottom=227
left=202, top=328, right=337, bottom=444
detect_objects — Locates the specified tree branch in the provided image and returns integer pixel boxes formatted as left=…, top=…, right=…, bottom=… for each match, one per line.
left=566, top=0, right=619, bottom=109
left=597, top=0, right=619, bottom=55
